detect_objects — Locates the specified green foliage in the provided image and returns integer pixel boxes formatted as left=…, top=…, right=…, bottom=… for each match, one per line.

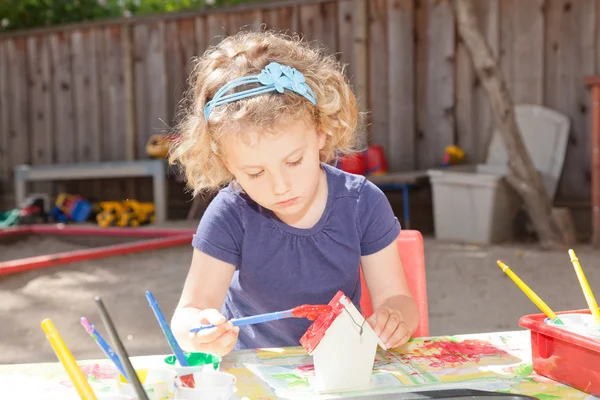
left=0, top=0, right=261, bottom=32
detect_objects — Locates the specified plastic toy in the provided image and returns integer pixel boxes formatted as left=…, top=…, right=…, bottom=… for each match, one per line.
left=117, top=200, right=156, bottom=227
left=337, top=152, right=367, bottom=175
left=55, top=193, right=93, bottom=222
left=442, top=145, right=466, bottom=167
left=96, top=202, right=127, bottom=227
left=366, top=145, right=388, bottom=175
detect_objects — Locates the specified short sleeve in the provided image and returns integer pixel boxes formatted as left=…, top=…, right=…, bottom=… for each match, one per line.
left=192, top=191, right=244, bottom=267
left=357, top=179, right=401, bottom=256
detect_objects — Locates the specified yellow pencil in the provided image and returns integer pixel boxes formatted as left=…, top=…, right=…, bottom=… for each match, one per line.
left=496, top=260, right=564, bottom=324
left=41, top=318, right=97, bottom=400
left=568, top=249, right=600, bottom=323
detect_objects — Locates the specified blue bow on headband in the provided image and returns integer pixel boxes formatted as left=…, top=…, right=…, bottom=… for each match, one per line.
left=204, top=62, right=317, bottom=119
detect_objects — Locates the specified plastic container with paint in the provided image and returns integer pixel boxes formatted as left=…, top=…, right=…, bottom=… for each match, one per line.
left=173, top=371, right=236, bottom=400
left=519, top=308, right=600, bottom=397
left=115, top=367, right=176, bottom=400
left=163, top=351, right=221, bottom=375
left=543, top=312, right=598, bottom=336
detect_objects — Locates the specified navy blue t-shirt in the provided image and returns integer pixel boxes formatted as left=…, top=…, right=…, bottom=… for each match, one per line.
left=192, top=162, right=401, bottom=350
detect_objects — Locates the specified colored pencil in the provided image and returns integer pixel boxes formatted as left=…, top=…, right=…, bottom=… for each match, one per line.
left=496, top=260, right=564, bottom=325
left=94, top=296, right=149, bottom=400
left=568, top=249, right=600, bottom=323
left=80, top=317, right=128, bottom=380
left=41, top=318, right=98, bottom=400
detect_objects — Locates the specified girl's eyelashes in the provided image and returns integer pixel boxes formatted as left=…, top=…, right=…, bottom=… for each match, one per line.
left=247, top=170, right=264, bottom=179
left=246, top=157, right=303, bottom=179
left=287, top=156, right=303, bottom=167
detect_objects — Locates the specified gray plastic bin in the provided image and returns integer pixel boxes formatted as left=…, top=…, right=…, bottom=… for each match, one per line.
left=428, top=165, right=520, bottom=244
left=427, top=104, right=570, bottom=244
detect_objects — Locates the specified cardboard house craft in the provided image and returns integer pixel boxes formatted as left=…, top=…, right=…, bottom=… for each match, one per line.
left=299, top=290, right=388, bottom=393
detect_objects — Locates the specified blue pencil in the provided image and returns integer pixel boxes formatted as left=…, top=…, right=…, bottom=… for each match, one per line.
left=80, top=316, right=128, bottom=379
left=190, top=309, right=294, bottom=333
left=145, top=291, right=189, bottom=367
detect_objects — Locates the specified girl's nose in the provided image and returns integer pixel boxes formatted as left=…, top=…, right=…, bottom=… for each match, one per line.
left=271, top=171, right=291, bottom=195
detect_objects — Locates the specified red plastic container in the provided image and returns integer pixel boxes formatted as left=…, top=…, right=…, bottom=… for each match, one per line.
left=519, top=309, right=600, bottom=396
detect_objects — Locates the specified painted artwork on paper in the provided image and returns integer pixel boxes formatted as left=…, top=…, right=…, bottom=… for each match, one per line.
left=242, top=332, right=596, bottom=399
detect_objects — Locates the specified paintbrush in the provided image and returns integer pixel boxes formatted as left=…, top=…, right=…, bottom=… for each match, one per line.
left=497, top=260, right=564, bottom=325
left=41, top=318, right=98, bottom=400
left=80, top=317, right=128, bottom=380
left=189, top=304, right=332, bottom=333
left=568, top=249, right=600, bottom=323
left=94, top=296, right=149, bottom=400
left=145, top=291, right=195, bottom=388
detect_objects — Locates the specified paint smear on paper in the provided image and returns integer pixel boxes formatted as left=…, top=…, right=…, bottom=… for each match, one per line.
left=405, top=339, right=509, bottom=368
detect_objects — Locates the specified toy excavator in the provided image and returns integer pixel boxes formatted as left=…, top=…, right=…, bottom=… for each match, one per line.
left=96, top=200, right=155, bottom=228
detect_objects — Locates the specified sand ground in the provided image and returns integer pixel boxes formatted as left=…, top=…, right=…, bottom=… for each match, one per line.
left=2, top=220, right=599, bottom=365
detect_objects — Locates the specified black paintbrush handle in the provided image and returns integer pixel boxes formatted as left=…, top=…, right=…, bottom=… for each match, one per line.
left=95, top=296, right=149, bottom=400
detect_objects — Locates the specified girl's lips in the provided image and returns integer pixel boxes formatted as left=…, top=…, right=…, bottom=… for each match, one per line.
left=276, top=197, right=298, bottom=207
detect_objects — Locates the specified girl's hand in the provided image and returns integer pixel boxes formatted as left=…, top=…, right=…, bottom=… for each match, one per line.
left=367, top=306, right=410, bottom=349
left=173, top=308, right=239, bottom=357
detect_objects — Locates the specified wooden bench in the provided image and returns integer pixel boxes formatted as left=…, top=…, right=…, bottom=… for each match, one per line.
left=13, top=160, right=167, bottom=223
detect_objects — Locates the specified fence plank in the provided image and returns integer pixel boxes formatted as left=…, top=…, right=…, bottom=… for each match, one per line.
left=263, top=6, right=299, bottom=33
left=0, top=42, right=9, bottom=201
left=455, top=0, right=499, bottom=163
left=418, top=0, right=454, bottom=169
left=6, top=38, right=30, bottom=202
left=49, top=32, right=78, bottom=195
left=97, top=26, right=129, bottom=201
left=26, top=35, right=54, bottom=197
left=500, top=0, right=544, bottom=104
left=387, top=0, right=415, bottom=171
left=545, top=0, right=596, bottom=201
left=72, top=28, right=103, bottom=199
left=229, top=9, right=263, bottom=34
left=368, top=0, right=389, bottom=151
left=195, top=16, right=209, bottom=55
left=166, top=19, right=197, bottom=126
left=414, top=0, right=428, bottom=168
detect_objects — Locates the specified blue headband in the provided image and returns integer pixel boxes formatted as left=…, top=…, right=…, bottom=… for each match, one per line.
left=204, top=62, right=317, bottom=120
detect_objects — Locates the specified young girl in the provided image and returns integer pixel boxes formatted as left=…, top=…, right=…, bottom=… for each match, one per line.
left=169, top=30, right=419, bottom=357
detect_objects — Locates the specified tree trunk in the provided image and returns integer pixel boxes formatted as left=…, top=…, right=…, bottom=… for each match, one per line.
left=451, top=0, right=576, bottom=249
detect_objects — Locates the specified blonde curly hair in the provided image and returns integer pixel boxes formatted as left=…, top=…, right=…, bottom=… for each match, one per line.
left=169, top=30, right=363, bottom=195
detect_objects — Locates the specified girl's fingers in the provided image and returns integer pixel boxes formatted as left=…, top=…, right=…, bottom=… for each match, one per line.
left=386, top=320, right=410, bottom=348
left=200, top=308, right=227, bottom=325
left=370, top=308, right=390, bottom=336
left=378, top=312, right=401, bottom=345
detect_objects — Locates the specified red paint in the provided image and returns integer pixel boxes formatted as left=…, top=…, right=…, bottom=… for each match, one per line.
left=299, top=291, right=346, bottom=354
left=295, top=364, right=315, bottom=373
left=406, top=339, right=508, bottom=368
left=79, top=363, right=118, bottom=380
left=291, top=304, right=331, bottom=320
left=180, top=373, right=195, bottom=388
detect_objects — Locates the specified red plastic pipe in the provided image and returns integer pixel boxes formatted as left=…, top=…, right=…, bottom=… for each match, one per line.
left=29, top=224, right=195, bottom=237
left=0, top=234, right=192, bottom=275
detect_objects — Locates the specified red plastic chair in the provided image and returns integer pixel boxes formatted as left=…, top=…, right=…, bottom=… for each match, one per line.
left=359, top=230, right=429, bottom=337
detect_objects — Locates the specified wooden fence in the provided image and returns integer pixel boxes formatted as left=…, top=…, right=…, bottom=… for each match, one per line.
left=0, top=0, right=597, bottom=216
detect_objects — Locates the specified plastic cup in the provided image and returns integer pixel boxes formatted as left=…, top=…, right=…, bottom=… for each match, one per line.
left=545, top=312, right=596, bottom=335
left=163, top=352, right=222, bottom=382
left=173, top=371, right=236, bottom=400
left=115, top=367, right=177, bottom=400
